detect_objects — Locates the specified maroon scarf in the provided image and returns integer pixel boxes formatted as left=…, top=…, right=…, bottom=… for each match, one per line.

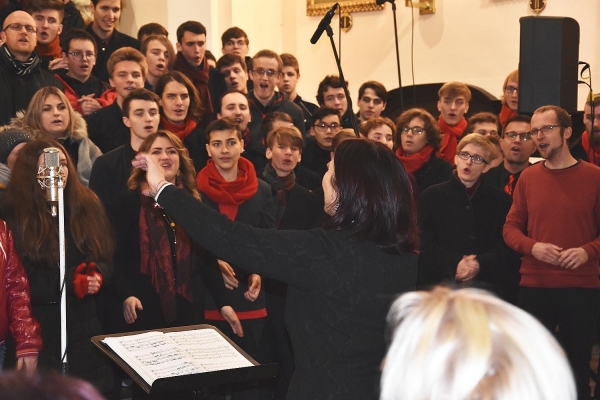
left=173, top=52, right=214, bottom=119
left=582, top=131, right=600, bottom=166
left=437, top=116, right=467, bottom=165
left=197, top=158, right=258, bottom=221
left=498, top=104, right=517, bottom=127
left=139, top=193, right=193, bottom=323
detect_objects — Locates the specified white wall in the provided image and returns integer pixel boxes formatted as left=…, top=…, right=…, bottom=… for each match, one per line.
left=120, top=0, right=600, bottom=110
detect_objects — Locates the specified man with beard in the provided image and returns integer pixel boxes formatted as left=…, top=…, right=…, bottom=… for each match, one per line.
left=0, top=10, right=62, bottom=125
left=503, top=105, right=600, bottom=400
left=581, top=93, right=600, bottom=166
left=482, top=115, right=536, bottom=196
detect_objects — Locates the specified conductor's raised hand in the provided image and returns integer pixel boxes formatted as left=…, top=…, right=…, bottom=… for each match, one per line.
left=132, top=153, right=166, bottom=197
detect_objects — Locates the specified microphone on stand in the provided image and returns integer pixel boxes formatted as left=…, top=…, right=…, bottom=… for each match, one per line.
left=310, top=3, right=339, bottom=44
left=37, top=147, right=62, bottom=217
left=376, top=0, right=391, bottom=4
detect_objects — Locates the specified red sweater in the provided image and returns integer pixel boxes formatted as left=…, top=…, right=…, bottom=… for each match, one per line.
left=503, top=161, right=600, bottom=288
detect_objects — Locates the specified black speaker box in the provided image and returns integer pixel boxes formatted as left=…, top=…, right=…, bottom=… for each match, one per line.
left=519, top=16, right=580, bottom=115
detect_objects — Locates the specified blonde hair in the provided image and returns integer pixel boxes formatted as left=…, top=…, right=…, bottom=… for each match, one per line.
left=381, top=286, right=575, bottom=400
left=23, top=87, right=76, bottom=138
left=457, top=133, right=498, bottom=162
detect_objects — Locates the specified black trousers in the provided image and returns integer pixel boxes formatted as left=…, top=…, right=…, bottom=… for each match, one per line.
left=519, top=286, right=600, bottom=400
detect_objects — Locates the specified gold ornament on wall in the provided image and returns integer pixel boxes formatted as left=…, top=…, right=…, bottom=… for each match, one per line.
left=306, top=0, right=384, bottom=16
left=529, top=0, right=547, bottom=14
left=340, top=11, right=353, bottom=32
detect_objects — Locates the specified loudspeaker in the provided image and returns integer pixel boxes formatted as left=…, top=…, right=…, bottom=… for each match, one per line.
left=519, top=16, right=580, bottom=115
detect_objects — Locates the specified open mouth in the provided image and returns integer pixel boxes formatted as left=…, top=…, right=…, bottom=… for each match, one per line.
left=40, top=32, right=49, bottom=40
left=144, top=125, right=154, bottom=131
left=125, top=86, right=136, bottom=91
left=234, top=117, right=243, bottom=124
left=538, top=143, right=549, bottom=150
left=52, top=119, right=62, bottom=124
left=259, top=83, right=269, bottom=90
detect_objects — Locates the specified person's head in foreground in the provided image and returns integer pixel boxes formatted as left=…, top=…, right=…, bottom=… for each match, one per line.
left=380, top=286, right=576, bottom=400
left=0, top=369, right=105, bottom=399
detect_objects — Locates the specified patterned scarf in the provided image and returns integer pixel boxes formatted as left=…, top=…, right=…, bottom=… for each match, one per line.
left=138, top=192, right=193, bottom=324
left=0, top=44, right=40, bottom=76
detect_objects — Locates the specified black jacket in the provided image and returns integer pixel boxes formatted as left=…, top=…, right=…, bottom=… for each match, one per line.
left=0, top=45, right=64, bottom=125
left=85, top=101, right=129, bottom=154
left=86, top=25, right=139, bottom=82
left=156, top=185, right=418, bottom=400
left=412, top=153, right=454, bottom=196
left=417, top=175, right=521, bottom=303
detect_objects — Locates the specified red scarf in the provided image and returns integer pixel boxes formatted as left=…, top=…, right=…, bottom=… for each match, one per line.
left=197, top=157, right=258, bottom=221
left=138, top=193, right=193, bottom=323
left=173, top=52, right=214, bottom=119
left=160, top=116, right=197, bottom=141
left=396, top=144, right=435, bottom=174
left=436, top=116, right=467, bottom=165
left=498, top=104, right=517, bottom=127
left=582, top=131, right=600, bottom=166
left=36, top=35, right=62, bottom=59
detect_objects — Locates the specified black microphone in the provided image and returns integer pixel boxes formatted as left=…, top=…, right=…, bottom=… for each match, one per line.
left=37, top=147, right=62, bottom=217
left=310, top=3, right=339, bottom=44
left=376, top=0, right=394, bottom=4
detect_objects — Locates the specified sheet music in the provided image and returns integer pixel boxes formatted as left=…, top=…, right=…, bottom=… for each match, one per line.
left=101, top=328, right=252, bottom=387
left=166, top=329, right=253, bottom=371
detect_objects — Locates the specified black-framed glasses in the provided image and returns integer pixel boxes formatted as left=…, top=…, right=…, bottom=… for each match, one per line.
left=67, top=51, right=96, bottom=61
left=252, top=68, right=279, bottom=77
left=529, top=125, right=561, bottom=137
left=504, top=131, right=532, bottom=141
left=314, top=122, right=341, bottom=132
left=505, top=85, right=518, bottom=94
left=401, top=126, right=425, bottom=135
left=3, top=23, right=36, bottom=34
left=457, top=151, right=488, bottom=164
left=225, top=40, right=247, bottom=47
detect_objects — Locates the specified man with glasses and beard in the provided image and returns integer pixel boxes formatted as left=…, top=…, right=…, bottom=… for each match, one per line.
left=0, top=10, right=62, bottom=125
left=504, top=105, right=600, bottom=400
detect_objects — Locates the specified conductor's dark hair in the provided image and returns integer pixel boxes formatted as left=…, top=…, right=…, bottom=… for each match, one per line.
left=324, top=139, right=418, bottom=254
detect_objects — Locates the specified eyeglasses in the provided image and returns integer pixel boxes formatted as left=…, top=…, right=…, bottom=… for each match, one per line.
left=252, top=68, right=279, bottom=78
left=476, top=129, right=498, bottom=137
left=504, top=131, right=532, bottom=141
left=3, top=23, right=36, bottom=34
left=225, top=40, right=247, bottom=47
left=401, top=126, right=425, bottom=135
left=457, top=151, right=488, bottom=164
left=67, top=51, right=97, bottom=61
left=314, top=122, right=341, bottom=132
left=529, top=125, right=561, bottom=137
left=505, top=85, right=518, bottom=94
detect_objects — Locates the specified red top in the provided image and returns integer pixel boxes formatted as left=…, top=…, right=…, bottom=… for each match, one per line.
left=503, top=161, right=600, bottom=288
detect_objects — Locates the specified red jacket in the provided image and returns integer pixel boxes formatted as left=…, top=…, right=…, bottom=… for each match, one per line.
left=54, top=74, right=117, bottom=115
left=0, top=220, right=42, bottom=358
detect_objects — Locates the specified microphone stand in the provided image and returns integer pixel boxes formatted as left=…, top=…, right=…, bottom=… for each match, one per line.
left=325, top=25, right=360, bottom=136
left=390, top=1, right=404, bottom=111
left=57, top=175, right=68, bottom=374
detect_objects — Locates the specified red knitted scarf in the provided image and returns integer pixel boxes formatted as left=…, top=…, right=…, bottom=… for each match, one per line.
left=437, top=116, right=467, bottom=165
left=160, top=116, right=197, bottom=141
left=197, top=157, right=258, bottom=221
left=396, top=144, right=435, bottom=174
left=498, top=104, right=517, bottom=127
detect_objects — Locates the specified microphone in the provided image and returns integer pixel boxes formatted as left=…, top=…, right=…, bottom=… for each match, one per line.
left=37, top=147, right=63, bottom=217
left=376, top=0, right=394, bottom=4
left=310, top=3, right=339, bottom=44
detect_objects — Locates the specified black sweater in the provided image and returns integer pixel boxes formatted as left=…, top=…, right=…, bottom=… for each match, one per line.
left=156, top=185, right=418, bottom=400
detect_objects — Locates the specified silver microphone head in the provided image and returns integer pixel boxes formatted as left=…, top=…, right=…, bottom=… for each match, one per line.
left=38, top=147, right=62, bottom=217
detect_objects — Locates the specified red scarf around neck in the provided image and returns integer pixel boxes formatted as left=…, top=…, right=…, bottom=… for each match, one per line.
left=498, top=104, right=517, bottom=127
left=197, top=157, right=258, bottom=221
left=437, top=116, right=467, bottom=165
left=160, top=116, right=197, bottom=141
left=582, top=131, right=600, bottom=166
left=173, top=52, right=214, bottom=117
left=396, top=144, right=435, bottom=174
left=36, top=35, right=62, bottom=59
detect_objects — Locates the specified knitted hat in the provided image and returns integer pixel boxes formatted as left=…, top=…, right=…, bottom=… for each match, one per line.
left=0, top=128, right=32, bottom=164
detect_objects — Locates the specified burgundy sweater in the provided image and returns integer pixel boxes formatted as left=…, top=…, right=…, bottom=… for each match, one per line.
left=503, top=161, right=600, bottom=288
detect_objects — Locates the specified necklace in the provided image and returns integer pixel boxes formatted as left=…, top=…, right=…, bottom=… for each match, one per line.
left=162, top=212, right=177, bottom=245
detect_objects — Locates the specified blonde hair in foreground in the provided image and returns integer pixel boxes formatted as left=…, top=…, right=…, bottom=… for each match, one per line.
left=380, top=286, right=576, bottom=400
